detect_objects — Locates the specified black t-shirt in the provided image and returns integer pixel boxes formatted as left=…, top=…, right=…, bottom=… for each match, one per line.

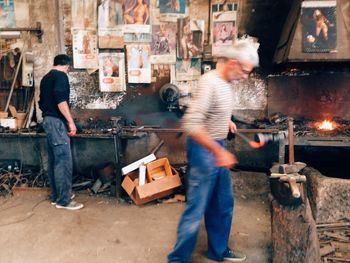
left=39, top=69, right=70, bottom=121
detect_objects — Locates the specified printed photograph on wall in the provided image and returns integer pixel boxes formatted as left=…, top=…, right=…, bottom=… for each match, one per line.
left=71, top=0, right=97, bottom=29
left=123, top=0, right=151, bottom=33
left=0, top=0, right=15, bottom=28
left=301, top=1, right=337, bottom=53
left=177, top=18, right=204, bottom=59
left=211, top=7, right=237, bottom=56
left=159, top=0, right=186, bottom=22
left=175, top=58, right=201, bottom=81
left=124, top=32, right=152, bottom=43
left=150, top=23, right=177, bottom=64
left=98, top=0, right=123, bottom=27
left=151, top=64, right=171, bottom=82
left=72, top=29, right=99, bottom=69
left=98, top=28, right=124, bottom=48
left=99, top=53, right=126, bottom=92
left=98, top=0, right=124, bottom=48
left=150, top=0, right=160, bottom=24
left=211, top=1, right=238, bottom=16
left=126, top=44, right=151, bottom=83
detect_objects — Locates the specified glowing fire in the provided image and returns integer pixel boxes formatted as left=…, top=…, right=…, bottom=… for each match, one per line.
left=317, top=120, right=336, bottom=131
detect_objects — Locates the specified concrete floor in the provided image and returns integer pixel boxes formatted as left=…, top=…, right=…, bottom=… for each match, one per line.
left=0, top=172, right=271, bottom=263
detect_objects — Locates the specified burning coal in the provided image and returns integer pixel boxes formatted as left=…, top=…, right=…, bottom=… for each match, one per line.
left=316, top=120, right=337, bottom=131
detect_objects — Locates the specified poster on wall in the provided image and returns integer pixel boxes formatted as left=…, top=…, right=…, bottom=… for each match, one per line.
left=150, top=0, right=160, bottom=24
left=0, top=0, right=15, bottom=28
left=211, top=8, right=237, bottom=56
left=211, top=1, right=238, bottom=18
left=151, top=64, right=171, bottom=82
left=98, top=0, right=123, bottom=27
left=123, top=0, right=151, bottom=33
left=159, top=0, right=186, bottom=22
left=72, top=29, right=99, bottom=69
left=301, top=1, right=337, bottom=53
left=98, top=0, right=124, bottom=48
left=150, top=23, right=177, bottom=64
left=124, top=32, right=152, bottom=43
left=177, top=18, right=204, bottom=59
left=175, top=58, right=201, bottom=81
left=99, top=52, right=126, bottom=92
left=98, top=29, right=124, bottom=48
left=126, top=44, right=151, bottom=83
left=71, top=0, right=97, bottom=29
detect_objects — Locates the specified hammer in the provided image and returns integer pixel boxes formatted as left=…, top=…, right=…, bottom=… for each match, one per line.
left=270, top=173, right=306, bottom=198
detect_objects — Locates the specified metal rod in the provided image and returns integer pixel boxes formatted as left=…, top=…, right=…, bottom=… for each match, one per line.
left=121, top=127, right=279, bottom=133
left=288, top=117, right=294, bottom=164
left=0, top=22, right=42, bottom=32
left=113, top=132, right=122, bottom=200
left=235, top=131, right=253, bottom=145
left=0, top=22, right=43, bottom=42
left=0, top=27, right=39, bottom=31
left=151, top=140, right=164, bottom=154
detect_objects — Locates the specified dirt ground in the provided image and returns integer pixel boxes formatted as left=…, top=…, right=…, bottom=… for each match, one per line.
left=0, top=171, right=271, bottom=263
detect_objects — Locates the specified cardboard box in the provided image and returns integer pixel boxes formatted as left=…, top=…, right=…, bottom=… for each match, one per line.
left=121, top=154, right=156, bottom=175
left=146, top=158, right=172, bottom=182
left=122, top=167, right=182, bottom=205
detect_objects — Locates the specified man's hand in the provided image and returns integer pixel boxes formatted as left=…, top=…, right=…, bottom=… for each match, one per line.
left=67, top=121, right=77, bottom=137
left=213, top=148, right=238, bottom=168
left=229, top=120, right=237, bottom=133
left=57, top=101, right=76, bottom=137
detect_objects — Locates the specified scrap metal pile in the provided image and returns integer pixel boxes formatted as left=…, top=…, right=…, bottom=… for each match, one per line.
left=318, top=220, right=350, bottom=263
left=0, top=160, right=46, bottom=195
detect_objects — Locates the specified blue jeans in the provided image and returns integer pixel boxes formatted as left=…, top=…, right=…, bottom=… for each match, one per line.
left=43, top=116, right=72, bottom=206
left=168, top=137, right=234, bottom=263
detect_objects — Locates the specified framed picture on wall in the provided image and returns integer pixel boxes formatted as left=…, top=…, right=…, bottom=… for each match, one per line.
left=301, top=1, right=337, bottom=53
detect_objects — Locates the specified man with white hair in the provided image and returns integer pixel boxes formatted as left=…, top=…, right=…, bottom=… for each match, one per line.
left=167, top=37, right=259, bottom=263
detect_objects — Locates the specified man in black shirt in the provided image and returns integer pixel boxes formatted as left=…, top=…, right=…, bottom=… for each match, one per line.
left=39, top=54, right=83, bottom=210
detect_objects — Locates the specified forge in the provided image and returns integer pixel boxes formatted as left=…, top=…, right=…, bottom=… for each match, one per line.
left=275, top=119, right=350, bottom=223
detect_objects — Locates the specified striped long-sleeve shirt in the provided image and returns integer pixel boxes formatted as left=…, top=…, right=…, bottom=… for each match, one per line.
left=182, top=70, right=234, bottom=140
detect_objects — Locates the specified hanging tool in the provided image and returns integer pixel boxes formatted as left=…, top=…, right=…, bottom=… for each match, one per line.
left=111, top=117, right=123, bottom=200
left=4, top=51, right=24, bottom=113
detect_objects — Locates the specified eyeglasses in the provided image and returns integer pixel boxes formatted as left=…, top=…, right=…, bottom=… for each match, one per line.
left=238, top=62, right=252, bottom=76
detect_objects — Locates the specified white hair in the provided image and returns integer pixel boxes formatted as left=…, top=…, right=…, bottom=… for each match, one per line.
left=216, top=35, right=260, bottom=67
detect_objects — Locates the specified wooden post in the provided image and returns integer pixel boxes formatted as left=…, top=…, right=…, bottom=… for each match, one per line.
left=271, top=193, right=321, bottom=263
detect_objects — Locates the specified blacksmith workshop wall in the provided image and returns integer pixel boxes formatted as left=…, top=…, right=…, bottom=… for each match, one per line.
left=60, top=0, right=267, bottom=125
left=9, top=0, right=269, bottom=125
left=10, top=0, right=62, bottom=121
left=0, top=0, right=272, bottom=173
